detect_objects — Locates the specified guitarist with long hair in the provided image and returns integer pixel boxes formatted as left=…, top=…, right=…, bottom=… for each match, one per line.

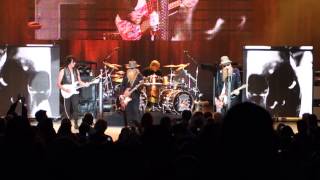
left=57, top=55, right=89, bottom=129
left=215, top=56, right=243, bottom=114
left=119, top=60, right=144, bottom=125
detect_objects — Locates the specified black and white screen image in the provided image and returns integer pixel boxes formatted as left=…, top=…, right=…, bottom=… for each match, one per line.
left=244, top=46, right=313, bottom=117
left=0, top=45, right=60, bottom=118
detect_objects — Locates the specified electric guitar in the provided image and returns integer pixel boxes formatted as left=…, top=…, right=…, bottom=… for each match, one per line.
left=119, top=80, right=144, bottom=111
left=61, top=77, right=100, bottom=99
left=116, top=0, right=198, bottom=40
left=215, top=84, right=247, bottom=112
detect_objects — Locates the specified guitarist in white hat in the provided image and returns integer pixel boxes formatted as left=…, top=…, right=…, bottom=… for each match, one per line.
left=215, top=56, right=243, bottom=114
left=119, top=60, right=144, bottom=125
left=57, top=55, right=89, bottom=129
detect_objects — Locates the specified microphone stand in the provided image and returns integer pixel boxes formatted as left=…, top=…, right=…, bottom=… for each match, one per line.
left=184, top=51, right=199, bottom=98
left=104, top=47, right=119, bottom=61
left=200, top=62, right=219, bottom=112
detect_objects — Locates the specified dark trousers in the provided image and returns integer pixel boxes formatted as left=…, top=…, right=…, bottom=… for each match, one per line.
left=124, top=98, right=141, bottom=124
left=62, top=94, right=79, bottom=121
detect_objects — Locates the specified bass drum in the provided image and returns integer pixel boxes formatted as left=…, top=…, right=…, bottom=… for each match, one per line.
left=160, top=89, right=194, bottom=114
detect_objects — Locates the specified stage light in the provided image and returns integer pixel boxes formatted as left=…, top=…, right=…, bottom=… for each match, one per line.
left=299, top=46, right=313, bottom=50
left=26, top=44, right=54, bottom=47
left=244, top=46, right=272, bottom=50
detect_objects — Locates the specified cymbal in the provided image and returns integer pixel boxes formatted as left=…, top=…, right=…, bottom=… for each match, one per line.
left=176, top=63, right=190, bottom=71
left=103, top=61, right=122, bottom=69
left=163, top=64, right=178, bottom=68
left=111, top=74, right=122, bottom=78
left=116, top=70, right=125, bottom=75
left=167, top=73, right=176, bottom=77
left=112, top=63, right=122, bottom=67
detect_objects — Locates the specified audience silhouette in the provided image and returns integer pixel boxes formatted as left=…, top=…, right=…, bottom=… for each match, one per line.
left=0, top=102, right=319, bottom=179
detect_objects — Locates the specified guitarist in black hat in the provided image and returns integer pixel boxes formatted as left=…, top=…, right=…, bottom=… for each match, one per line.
left=119, top=60, right=144, bottom=125
left=215, top=56, right=243, bottom=114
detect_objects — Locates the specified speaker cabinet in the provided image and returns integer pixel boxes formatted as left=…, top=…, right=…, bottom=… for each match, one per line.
left=79, top=75, right=97, bottom=116
left=79, top=75, right=97, bottom=102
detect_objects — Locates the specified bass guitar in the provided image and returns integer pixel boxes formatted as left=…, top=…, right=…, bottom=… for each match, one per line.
left=215, top=84, right=247, bottom=112
left=119, top=80, right=144, bottom=111
left=61, top=77, right=100, bottom=99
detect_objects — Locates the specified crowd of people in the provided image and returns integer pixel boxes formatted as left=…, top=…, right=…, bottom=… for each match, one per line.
left=1, top=98, right=320, bottom=179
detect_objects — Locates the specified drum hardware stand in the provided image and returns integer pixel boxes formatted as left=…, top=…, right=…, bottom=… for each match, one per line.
left=103, top=66, right=115, bottom=98
left=169, top=67, right=174, bottom=87
left=102, top=47, right=119, bottom=98
left=184, top=50, right=201, bottom=100
left=98, top=69, right=104, bottom=119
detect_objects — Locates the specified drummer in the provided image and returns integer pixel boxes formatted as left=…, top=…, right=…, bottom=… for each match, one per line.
left=142, top=59, right=162, bottom=77
left=141, top=60, right=163, bottom=111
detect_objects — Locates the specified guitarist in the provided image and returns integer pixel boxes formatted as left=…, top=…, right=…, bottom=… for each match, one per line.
left=215, top=56, right=242, bottom=114
left=57, top=55, right=89, bottom=129
left=119, top=60, right=144, bottom=125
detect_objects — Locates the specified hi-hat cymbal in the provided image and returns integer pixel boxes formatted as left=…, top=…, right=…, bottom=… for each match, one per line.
left=163, top=64, right=178, bottom=68
left=176, top=63, right=190, bottom=71
left=111, top=74, right=122, bottom=78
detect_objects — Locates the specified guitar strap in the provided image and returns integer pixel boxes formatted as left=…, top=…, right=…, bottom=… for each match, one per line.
left=226, top=75, right=232, bottom=110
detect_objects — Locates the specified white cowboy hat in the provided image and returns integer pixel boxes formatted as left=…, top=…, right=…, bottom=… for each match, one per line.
left=220, top=56, right=232, bottom=66
left=125, top=60, right=140, bottom=69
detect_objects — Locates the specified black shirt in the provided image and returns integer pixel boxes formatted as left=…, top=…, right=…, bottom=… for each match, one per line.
left=142, top=68, right=162, bottom=77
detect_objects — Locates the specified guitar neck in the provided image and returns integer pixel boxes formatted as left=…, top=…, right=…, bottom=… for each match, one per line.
left=140, top=0, right=181, bottom=33
left=231, top=84, right=247, bottom=95
left=129, top=84, right=141, bottom=94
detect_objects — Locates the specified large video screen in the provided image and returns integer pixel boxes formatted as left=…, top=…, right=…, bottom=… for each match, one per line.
left=0, top=45, right=60, bottom=118
left=34, top=0, right=252, bottom=41
left=243, top=46, right=313, bottom=117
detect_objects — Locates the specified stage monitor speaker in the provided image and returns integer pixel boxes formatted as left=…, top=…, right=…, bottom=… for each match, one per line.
left=79, top=75, right=97, bottom=102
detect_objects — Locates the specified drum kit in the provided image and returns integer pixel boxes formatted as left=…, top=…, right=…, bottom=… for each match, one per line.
left=101, top=61, right=202, bottom=114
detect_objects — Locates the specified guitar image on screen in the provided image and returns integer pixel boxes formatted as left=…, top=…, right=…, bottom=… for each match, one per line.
left=115, top=0, right=198, bottom=40
left=215, top=84, right=247, bottom=112
left=61, top=77, right=100, bottom=99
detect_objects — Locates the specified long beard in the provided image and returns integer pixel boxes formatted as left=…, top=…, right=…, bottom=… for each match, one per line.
left=222, top=67, right=233, bottom=82
left=127, top=69, right=138, bottom=86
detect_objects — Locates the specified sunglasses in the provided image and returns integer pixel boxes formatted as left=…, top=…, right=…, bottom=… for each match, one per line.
left=222, top=63, right=231, bottom=67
